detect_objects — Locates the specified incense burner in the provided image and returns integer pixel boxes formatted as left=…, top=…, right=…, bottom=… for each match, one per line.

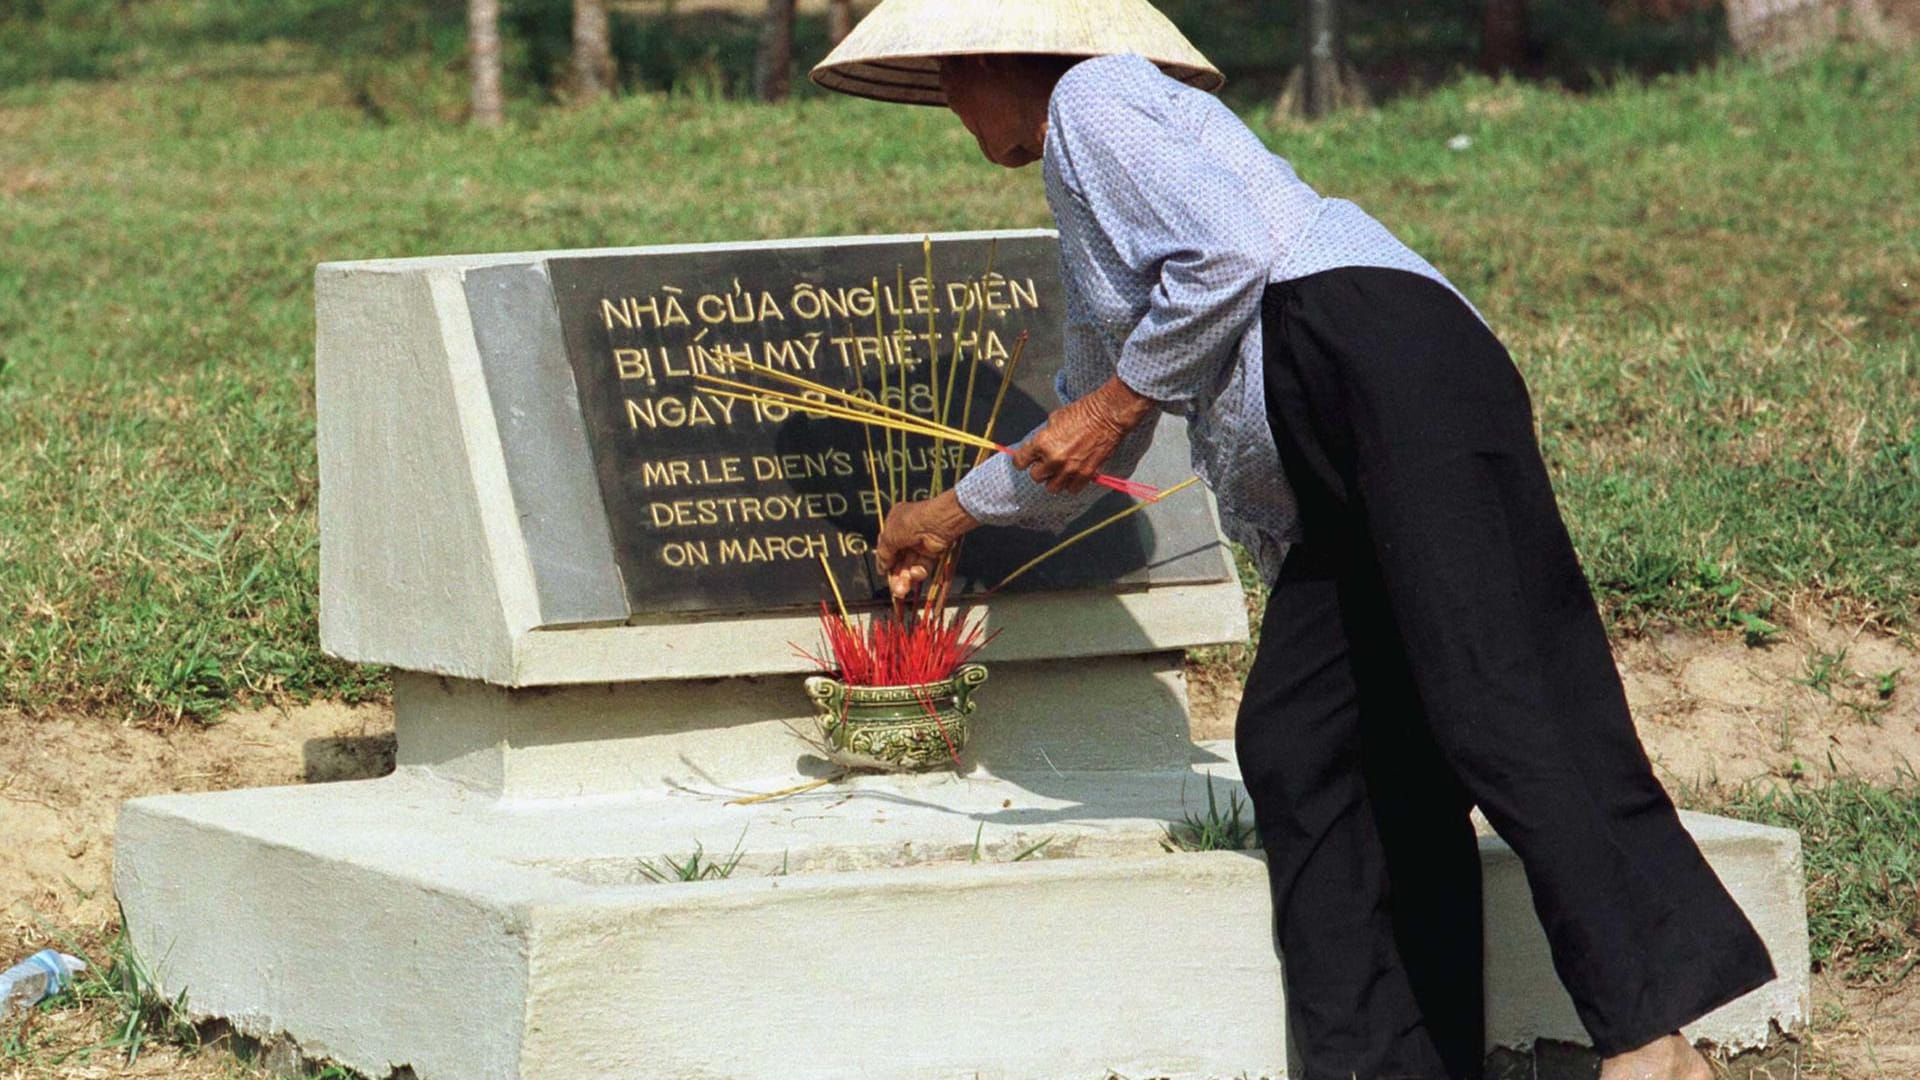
left=804, top=663, right=989, bottom=771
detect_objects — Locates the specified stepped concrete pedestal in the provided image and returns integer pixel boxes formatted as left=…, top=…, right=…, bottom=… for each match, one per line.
left=117, top=714, right=1809, bottom=1080
left=117, top=236, right=1809, bottom=1078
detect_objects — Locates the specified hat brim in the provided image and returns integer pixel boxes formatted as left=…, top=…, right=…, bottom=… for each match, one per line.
left=812, top=50, right=1224, bottom=107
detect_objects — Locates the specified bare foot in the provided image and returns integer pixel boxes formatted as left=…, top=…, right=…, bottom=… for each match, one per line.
left=1599, top=1033, right=1713, bottom=1080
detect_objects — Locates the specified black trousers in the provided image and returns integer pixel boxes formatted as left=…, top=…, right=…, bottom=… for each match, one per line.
left=1235, top=268, right=1776, bottom=1080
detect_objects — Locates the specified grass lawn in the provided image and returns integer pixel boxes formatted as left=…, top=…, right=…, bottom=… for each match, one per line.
left=2, top=14, right=1919, bottom=1075
left=1, top=17, right=1917, bottom=723
left=1721, top=778, right=1920, bottom=986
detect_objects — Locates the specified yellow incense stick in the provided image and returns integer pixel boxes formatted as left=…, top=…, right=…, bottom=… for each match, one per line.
left=939, top=306, right=967, bottom=433
left=955, top=239, right=998, bottom=439
left=692, top=371, right=848, bottom=417
left=710, top=355, right=929, bottom=429
left=937, top=295, right=969, bottom=436
left=845, top=324, right=885, bottom=532
left=917, top=327, right=1025, bottom=614
left=728, top=774, right=841, bottom=805
left=817, top=550, right=853, bottom=629
left=922, top=237, right=940, bottom=473
left=691, top=371, right=918, bottom=433
left=693, top=366, right=1005, bottom=453
left=697, top=386, right=958, bottom=444
left=697, top=385, right=1001, bottom=455
left=895, top=264, right=932, bottom=494
left=872, top=275, right=901, bottom=508
left=987, top=476, right=1202, bottom=595
left=972, top=330, right=1029, bottom=469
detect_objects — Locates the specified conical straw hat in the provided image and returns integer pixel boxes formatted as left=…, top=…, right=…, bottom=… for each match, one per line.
left=811, top=0, right=1222, bottom=107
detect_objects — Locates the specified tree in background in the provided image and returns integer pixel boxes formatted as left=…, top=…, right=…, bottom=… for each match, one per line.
left=469, top=0, right=504, bottom=126
left=1276, top=0, right=1367, bottom=120
left=1300, top=0, right=1339, bottom=116
left=755, top=0, right=797, bottom=101
left=573, top=0, right=617, bottom=99
left=829, top=0, right=855, bottom=45
left=1482, top=0, right=1533, bottom=73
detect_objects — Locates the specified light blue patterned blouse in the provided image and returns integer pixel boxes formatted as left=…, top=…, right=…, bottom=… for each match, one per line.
left=952, top=52, right=1470, bottom=584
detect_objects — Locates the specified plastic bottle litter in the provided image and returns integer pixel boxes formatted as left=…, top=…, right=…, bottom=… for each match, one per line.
left=0, top=950, right=87, bottom=1020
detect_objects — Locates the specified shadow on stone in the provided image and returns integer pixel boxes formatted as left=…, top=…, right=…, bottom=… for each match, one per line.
left=1484, top=1039, right=1600, bottom=1080
left=200, top=1018, right=418, bottom=1080
left=301, top=734, right=396, bottom=784
left=1482, top=1028, right=1807, bottom=1080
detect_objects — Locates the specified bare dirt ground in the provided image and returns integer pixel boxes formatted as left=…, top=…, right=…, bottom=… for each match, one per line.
left=2, top=621, right=1915, bottom=1078
left=1190, top=619, right=1920, bottom=789
left=0, top=702, right=394, bottom=933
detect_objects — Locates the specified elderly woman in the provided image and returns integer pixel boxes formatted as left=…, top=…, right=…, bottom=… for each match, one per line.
left=813, top=3, right=1774, bottom=1079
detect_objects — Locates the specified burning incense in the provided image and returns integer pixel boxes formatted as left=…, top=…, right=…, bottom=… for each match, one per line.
left=800, top=548, right=995, bottom=690
left=769, top=245, right=1196, bottom=675
left=779, top=243, right=1208, bottom=778
left=797, top=600, right=996, bottom=688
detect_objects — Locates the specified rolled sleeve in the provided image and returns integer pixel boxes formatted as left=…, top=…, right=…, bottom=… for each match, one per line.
left=954, top=413, right=1160, bottom=532
left=1113, top=229, right=1269, bottom=407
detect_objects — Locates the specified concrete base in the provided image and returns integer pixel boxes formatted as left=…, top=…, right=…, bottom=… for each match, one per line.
left=116, top=744, right=1809, bottom=1080
left=391, top=653, right=1203, bottom=799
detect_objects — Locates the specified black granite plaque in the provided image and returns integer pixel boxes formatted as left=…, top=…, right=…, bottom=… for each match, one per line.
left=545, top=235, right=1225, bottom=617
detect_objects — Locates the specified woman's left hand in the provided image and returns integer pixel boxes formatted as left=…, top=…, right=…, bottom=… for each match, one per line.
left=1009, top=375, right=1157, bottom=494
left=874, top=490, right=980, bottom=600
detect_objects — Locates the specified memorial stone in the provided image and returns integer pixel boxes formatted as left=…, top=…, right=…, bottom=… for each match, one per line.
left=112, top=230, right=1809, bottom=1080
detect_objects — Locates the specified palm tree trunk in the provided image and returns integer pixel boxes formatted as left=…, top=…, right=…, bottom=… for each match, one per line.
left=1301, top=0, right=1340, bottom=119
left=1481, top=0, right=1531, bottom=74
left=572, top=0, right=617, bottom=99
left=755, top=0, right=796, bottom=101
left=469, top=0, right=504, bottom=127
left=1272, top=0, right=1368, bottom=122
